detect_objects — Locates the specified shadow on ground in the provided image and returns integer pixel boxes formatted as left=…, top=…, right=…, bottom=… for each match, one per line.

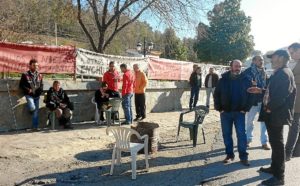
left=15, top=140, right=271, bottom=186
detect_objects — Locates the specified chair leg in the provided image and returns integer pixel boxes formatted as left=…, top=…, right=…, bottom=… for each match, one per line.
left=176, top=125, right=181, bottom=142
left=131, top=152, right=137, bottom=180
left=116, top=149, right=121, bottom=165
left=110, top=147, right=116, bottom=175
left=202, top=128, right=206, bottom=144
left=144, top=145, right=149, bottom=171
left=51, top=112, right=55, bottom=130
left=193, top=126, right=199, bottom=147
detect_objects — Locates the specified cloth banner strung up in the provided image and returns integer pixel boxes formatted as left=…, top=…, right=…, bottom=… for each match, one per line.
left=148, top=57, right=193, bottom=80
left=76, top=48, right=149, bottom=77
left=0, top=42, right=76, bottom=73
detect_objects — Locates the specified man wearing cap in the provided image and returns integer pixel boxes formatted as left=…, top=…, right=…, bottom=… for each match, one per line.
left=248, top=50, right=296, bottom=185
left=286, top=42, right=300, bottom=161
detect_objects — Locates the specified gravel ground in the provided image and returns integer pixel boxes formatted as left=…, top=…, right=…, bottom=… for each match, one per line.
left=1, top=109, right=299, bottom=186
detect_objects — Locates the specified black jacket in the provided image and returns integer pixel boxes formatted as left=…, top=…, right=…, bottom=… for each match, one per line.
left=189, top=72, right=202, bottom=88
left=214, top=71, right=252, bottom=112
left=19, top=70, right=43, bottom=97
left=259, top=66, right=296, bottom=126
left=204, top=73, right=219, bottom=88
left=45, top=87, right=71, bottom=111
left=95, top=89, right=110, bottom=109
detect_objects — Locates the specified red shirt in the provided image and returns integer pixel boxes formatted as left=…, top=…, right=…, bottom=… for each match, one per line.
left=103, top=70, right=120, bottom=92
left=122, top=70, right=135, bottom=96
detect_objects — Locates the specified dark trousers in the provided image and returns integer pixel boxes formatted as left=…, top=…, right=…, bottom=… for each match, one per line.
left=135, top=93, right=146, bottom=118
left=220, top=112, right=248, bottom=160
left=286, top=113, right=300, bottom=158
left=265, top=122, right=285, bottom=180
left=189, top=86, right=200, bottom=109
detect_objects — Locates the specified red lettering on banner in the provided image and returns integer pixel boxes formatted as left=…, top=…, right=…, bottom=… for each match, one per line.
left=0, top=42, right=75, bottom=74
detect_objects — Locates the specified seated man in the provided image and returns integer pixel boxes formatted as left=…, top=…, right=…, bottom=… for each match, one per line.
left=95, top=82, right=111, bottom=124
left=45, top=81, right=73, bottom=129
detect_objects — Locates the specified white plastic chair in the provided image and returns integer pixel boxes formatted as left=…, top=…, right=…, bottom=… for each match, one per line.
left=106, top=126, right=149, bottom=179
left=91, top=97, right=100, bottom=124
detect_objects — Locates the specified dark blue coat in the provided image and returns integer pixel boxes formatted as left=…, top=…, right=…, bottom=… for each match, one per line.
left=214, top=71, right=252, bottom=112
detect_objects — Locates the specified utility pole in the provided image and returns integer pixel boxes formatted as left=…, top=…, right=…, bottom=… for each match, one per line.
left=55, top=22, right=58, bottom=46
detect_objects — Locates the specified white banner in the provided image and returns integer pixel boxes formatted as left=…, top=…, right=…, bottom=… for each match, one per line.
left=76, top=48, right=149, bottom=77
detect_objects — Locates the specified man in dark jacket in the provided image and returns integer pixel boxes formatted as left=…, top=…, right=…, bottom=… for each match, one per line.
left=249, top=50, right=296, bottom=185
left=95, top=82, right=111, bottom=124
left=204, top=67, right=219, bottom=108
left=189, top=66, right=202, bottom=110
left=45, top=81, right=73, bottom=129
left=19, top=59, right=43, bottom=130
left=214, top=60, right=251, bottom=166
left=242, top=56, right=270, bottom=150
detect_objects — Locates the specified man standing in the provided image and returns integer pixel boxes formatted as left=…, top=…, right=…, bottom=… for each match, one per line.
left=133, top=64, right=148, bottom=121
left=286, top=42, right=300, bottom=160
left=189, top=66, right=202, bottom=110
left=214, top=60, right=251, bottom=166
left=243, top=56, right=270, bottom=150
left=103, top=61, right=121, bottom=98
left=249, top=50, right=296, bottom=185
left=204, top=67, right=219, bottom=108
left=120, top=64, right=134, bottom=124
left=19, top=59, right=43, bottom=131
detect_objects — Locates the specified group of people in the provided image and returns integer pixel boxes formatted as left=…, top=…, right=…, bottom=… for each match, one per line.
left=19, top=59, right=74, bottom=130
left=213, top=43, right=300, bottom=186
left=19, top=60, right=148, bottom=130
left=95, top=61, right=148, bottom=125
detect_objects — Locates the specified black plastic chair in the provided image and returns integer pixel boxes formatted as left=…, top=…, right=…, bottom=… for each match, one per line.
left=176, top=106, right=209, bottom=147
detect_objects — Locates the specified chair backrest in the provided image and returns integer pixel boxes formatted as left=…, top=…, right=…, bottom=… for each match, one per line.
left=193, top=106, right=209, bottom=125
left=91, top=97, right=99, bottom=110
left=109, top=98, right=122, bottom=112
left=106, top=127, right=141, bottom=150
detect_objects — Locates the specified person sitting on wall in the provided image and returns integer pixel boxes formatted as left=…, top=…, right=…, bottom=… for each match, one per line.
left=94, top=82, right=112, bottom=124
left=45, top=81, right=74, bottom=129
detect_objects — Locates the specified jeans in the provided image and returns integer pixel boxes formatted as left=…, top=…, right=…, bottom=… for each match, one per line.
left=189, top=86, right=200, bottom=109
left=266, top=123, right=285, bottom=180
left=135, top=93, right=146, bottom=118
left=286, top=113, right=300, bottom=158
left=25, top=95, right=40, bottom=128
left=205, top=87, right=215, bottom=107
left=122, top=93, right=133, bottom=123
left=246, top=103, right=268, bottom=145
left=220, top=111, right=248, bottom=160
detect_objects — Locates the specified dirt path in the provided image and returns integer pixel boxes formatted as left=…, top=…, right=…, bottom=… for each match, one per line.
left=0, top=110, right=220, bottom=186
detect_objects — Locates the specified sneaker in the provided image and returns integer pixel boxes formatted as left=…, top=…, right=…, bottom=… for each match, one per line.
left=261, top=176, right=284, bottom=186
left=133, top=117, right=141, bottom=122
left=262, top=144, right=271, bottom=150
left=247, top=141, right=252, bottom=147
left=259, top=167, right=273, bottom=174
left=223, top=156, right=234, bottom=164
left=240, top=159, right=250, bottom=166
left=140, top=116, right=146, bottom=121
left=121, top=121, right=131, bottom=125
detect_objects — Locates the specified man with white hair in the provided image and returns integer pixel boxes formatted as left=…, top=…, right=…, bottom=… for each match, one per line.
left=133, top=64, right=148, bottom=121
left=214, top=60, right=252, bottom=166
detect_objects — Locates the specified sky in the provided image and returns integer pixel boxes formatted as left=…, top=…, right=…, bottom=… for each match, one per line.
left=143, top=0, right=300, bottom=53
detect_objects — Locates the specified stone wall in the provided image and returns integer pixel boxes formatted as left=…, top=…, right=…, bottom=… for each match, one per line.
left=0, top=79, right=209, bottom=131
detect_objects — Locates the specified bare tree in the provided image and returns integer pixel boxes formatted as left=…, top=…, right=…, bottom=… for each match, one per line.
left=77, top=0, right=216, bottom=53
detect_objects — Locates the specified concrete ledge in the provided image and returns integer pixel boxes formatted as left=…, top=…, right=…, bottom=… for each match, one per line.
left=0, top=79, right=209, bottom=131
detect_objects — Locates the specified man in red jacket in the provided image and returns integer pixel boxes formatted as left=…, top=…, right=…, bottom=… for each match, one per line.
left=120, top=63, right=134, bottom=124
left=102, top=61, right=121, bottom=98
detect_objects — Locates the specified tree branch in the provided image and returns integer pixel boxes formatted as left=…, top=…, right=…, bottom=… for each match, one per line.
left=77, top=0, right=97, bottom=51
